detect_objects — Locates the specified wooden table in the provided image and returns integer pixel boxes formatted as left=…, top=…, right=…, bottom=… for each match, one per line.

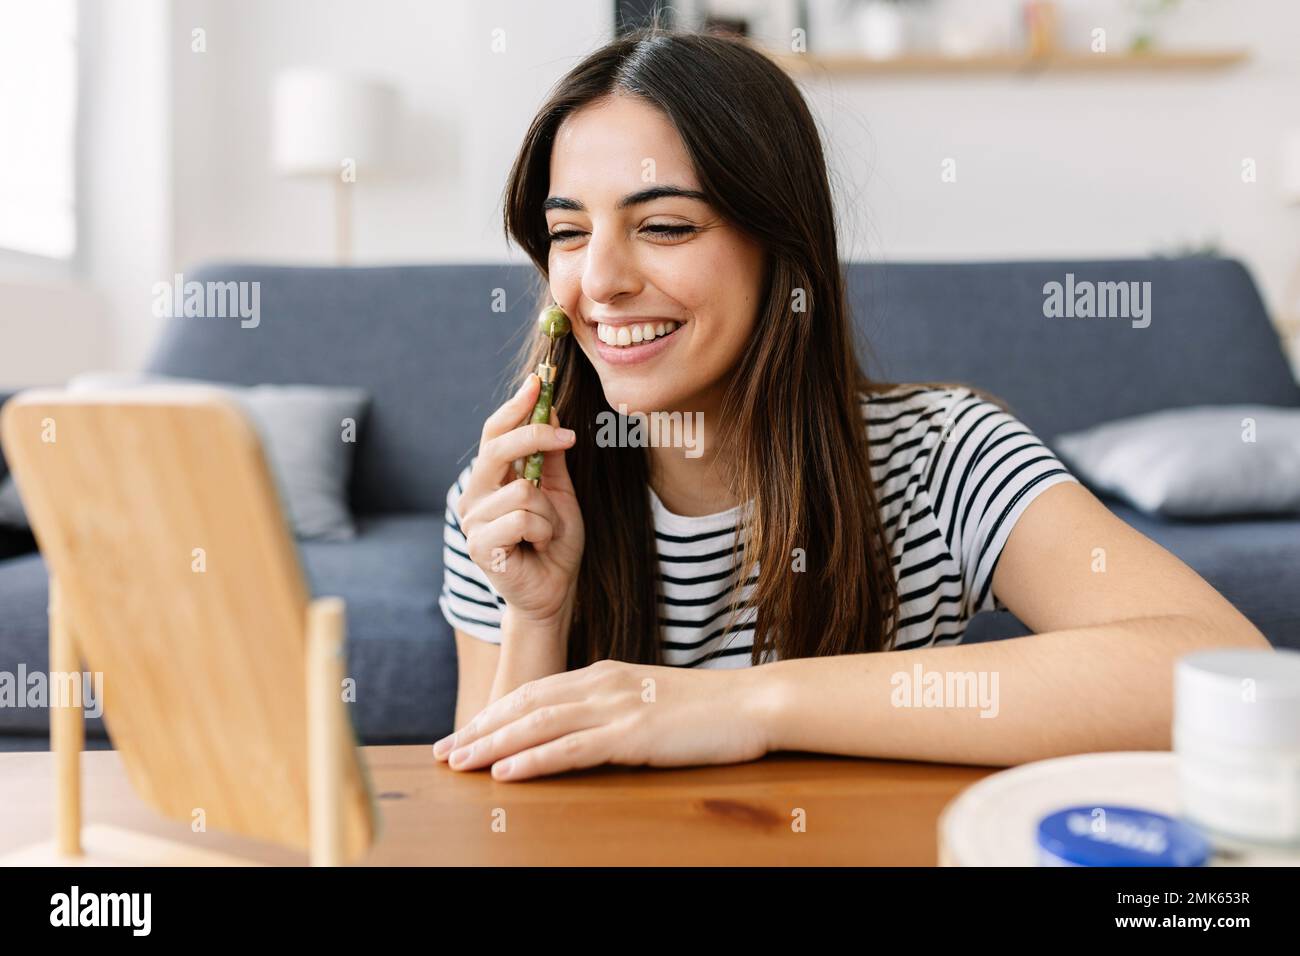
left=0, top=746, right=996, bottom=865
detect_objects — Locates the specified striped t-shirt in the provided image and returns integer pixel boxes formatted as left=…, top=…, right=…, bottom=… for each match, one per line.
left=439, top=384, right=1079, bottom=665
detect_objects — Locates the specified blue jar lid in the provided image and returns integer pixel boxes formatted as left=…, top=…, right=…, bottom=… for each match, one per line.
left=1037, top=805, right=1210, bottom=867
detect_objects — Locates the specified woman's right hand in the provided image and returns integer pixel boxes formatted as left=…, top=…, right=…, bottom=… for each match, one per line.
left=455, top=373, right=585, bottom=625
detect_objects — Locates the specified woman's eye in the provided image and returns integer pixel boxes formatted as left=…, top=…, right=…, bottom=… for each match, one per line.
left=546, top=224, right=698, bottom=245
left=642, top=224, right=697, bottom=240
left=547, top=229, right=585, bottom=245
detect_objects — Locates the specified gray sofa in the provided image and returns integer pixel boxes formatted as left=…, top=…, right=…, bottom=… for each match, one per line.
left=1, top=257, right=1297, bottom=751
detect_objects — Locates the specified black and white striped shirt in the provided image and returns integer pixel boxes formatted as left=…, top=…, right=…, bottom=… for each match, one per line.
left=439, top=385, right=1078, bottom=664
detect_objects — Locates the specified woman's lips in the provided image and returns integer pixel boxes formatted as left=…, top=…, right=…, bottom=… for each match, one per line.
left=591, top=322, right=685, bottom=366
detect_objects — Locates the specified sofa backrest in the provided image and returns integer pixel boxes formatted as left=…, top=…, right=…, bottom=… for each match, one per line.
left=145, top=257, right=1299, bottom=514
left=851, top=257, right=1300, bottom=440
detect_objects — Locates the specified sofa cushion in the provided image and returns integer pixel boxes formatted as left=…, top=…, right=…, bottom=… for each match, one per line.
left=949, top=506, right=1300, bottom=649
left=0, top=552, right=103, bottom=736
left=296, top=512, right=457, bottom=740
left=0, top=513, right=459, bottom=741
left=0, top=376, right=372, bottom=541
left=70, top=371, right=371, bottom=541
left=1102, top=504, right=1300, bottom=648
left=1055, top=405, right=1300, bottom=518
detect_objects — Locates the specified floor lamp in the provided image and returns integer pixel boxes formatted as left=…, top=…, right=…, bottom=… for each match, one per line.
left=271, top=70, right=398, bottom=264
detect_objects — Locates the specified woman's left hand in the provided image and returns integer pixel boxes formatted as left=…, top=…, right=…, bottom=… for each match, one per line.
left=431, top=659, right=778, bottom=781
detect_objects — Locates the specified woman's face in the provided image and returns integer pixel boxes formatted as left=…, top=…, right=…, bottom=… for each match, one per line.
left=545, top=92, right=766, bottom=416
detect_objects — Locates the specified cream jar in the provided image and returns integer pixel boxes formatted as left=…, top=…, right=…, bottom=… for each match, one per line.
left=1173, top=648, right=1300, bottom=846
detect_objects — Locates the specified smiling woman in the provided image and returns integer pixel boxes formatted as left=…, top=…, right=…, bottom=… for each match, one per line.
left=433, top=23, right=1269, bottom=783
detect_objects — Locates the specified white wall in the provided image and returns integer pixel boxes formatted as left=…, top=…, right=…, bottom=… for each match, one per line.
left=0, top=277, right=106, bottom=387
left=169, top=0, right=614, bottom=270
left=800, top=0, right=1300, bottom=326
left=83, top=0, right=172, bottom=377
left=0, top=0, right=171, bottom=386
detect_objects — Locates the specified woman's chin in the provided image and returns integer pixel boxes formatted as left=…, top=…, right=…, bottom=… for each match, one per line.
left=598, top=384, right=678, bottom=417
left=597, top=370, right=722, bottom=419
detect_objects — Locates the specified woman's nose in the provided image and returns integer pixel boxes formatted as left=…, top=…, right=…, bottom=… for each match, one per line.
left=580, top=226, right=642, bottom=305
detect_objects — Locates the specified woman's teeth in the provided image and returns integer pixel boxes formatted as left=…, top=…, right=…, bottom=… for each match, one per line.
left=596, top=320, right=680, bottom=348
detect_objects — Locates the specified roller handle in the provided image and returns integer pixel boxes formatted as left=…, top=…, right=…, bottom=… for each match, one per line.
left=523, top=376, right=555, bottom=485
left=523, top=305, right=570, bottom=486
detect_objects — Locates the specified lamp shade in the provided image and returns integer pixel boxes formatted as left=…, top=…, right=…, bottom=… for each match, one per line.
left=271, top=70, right=398, bottom=177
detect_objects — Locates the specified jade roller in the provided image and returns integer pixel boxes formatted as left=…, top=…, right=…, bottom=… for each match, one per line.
left=523, top=303, right=571, bottom=485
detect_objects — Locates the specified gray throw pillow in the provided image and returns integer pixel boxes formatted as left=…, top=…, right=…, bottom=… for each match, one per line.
left=0, top=372, right=369, bottom=541
left=1055, top=405, right=1300, bottom=518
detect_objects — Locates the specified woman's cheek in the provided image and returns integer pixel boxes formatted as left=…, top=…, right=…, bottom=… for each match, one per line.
left=548, top=261, right=578, bottom=303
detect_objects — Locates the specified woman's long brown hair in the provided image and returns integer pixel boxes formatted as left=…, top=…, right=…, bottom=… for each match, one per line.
left=501, top=23, right=908, bottom=669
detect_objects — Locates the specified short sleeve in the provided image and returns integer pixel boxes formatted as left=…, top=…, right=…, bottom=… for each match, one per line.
left=924, top=388, right=1080, bottom=617
left=438, top=461, right=505, bottom=643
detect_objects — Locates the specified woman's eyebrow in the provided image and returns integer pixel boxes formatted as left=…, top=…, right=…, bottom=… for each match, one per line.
left=543, top=185, right=708, bottom=212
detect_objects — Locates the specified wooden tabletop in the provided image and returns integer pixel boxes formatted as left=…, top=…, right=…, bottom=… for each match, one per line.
left=0, top=745, right=996, bottom=865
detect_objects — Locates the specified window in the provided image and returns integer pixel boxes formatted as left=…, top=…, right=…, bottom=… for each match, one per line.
left=0, top=0, right=78, bottom=259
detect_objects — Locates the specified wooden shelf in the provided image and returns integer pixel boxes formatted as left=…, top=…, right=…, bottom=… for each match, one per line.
left=767, top=49, right=1250, bottom=76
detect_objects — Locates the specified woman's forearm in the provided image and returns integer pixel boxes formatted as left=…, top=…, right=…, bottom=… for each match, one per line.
left=488, top=602, right=573, bottom=704
left=755, top=614, right=1270, bottom=767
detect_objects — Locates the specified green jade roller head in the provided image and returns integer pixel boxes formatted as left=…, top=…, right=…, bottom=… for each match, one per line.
left=524, top=304, right=571, bottom=485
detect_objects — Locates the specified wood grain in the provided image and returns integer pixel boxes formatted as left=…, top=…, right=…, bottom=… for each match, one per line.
left=48, top=575, right=82, bottom=856
left=0, top=746, right=996, bottom=866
